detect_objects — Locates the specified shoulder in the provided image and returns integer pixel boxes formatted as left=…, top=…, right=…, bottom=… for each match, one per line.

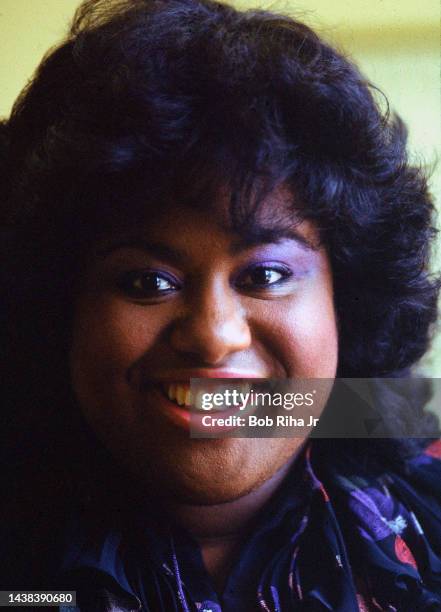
left=322, top=440, right=441, bottom=608
left=393, top=439, right=441, bottom=525
left=324, top=439, right=441, bottom=531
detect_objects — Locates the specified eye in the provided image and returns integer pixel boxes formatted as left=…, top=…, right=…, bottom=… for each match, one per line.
left=117, top=270, right=179, bottom=298
left=236, top=264, right=292, bottom=289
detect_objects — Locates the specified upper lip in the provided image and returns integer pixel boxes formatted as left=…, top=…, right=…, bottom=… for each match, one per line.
left=148, top=369, right=268, bottom=382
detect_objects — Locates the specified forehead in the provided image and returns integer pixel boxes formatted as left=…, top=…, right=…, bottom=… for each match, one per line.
left=97, top=183, right=320, bottom=252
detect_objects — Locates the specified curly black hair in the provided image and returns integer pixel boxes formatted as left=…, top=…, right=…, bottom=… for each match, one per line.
left=1, top=0, right=440, bottom=463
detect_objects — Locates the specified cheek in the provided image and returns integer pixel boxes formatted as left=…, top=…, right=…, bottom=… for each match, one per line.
left=288, top=293, right=338, bottom=377
left=255, top=272, right=338, bottom=378
left=69, top=297, right=164, bottom=414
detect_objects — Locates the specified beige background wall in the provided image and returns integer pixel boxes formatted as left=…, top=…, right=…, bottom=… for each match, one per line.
left=1, top=0, right=440, bottom=374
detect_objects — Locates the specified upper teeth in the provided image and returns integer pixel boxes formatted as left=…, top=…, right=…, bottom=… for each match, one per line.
left=166, top=382, right=253, bottom=410
left=167, top=383, right=191, bottom=406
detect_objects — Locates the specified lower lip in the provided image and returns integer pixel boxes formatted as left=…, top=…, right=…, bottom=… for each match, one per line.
left=149, top=385, right=252, bottom=434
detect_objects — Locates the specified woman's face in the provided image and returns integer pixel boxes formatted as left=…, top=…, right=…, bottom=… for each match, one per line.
left=70, top=187, right=338, bottom=503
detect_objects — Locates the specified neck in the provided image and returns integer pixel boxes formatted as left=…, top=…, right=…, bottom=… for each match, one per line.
left=162, top=456, right=297, bottom=594
left=166, top=458, right=295, bottom=538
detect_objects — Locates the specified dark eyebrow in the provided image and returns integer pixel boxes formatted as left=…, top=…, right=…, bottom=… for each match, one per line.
left=97, top=227, right=317, bottom=262
left=97, top=240, right=189, bottom=266
left=230, top=227, right=317, bottom=253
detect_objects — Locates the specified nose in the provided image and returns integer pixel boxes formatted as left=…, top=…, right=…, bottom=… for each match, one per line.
left=170, top=279, right=251, bottom=364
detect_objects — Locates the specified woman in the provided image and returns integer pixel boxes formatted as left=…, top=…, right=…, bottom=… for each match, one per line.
left=1, top=0, right=440, bottom=609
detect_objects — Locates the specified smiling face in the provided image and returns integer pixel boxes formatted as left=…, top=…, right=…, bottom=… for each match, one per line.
left=69, top=187, right=338, bottom=503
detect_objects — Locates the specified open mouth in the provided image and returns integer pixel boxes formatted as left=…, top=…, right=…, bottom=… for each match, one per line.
left=151, top=380, right=264, bottom=433
left=158, top=381, right=252, bottom=412
left=162, top=382, right=192, bottom=407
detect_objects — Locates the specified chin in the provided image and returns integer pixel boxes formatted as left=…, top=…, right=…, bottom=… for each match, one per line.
left=164, top=473, right=264, bottom=506
left=149, top=447, right=258, bottom=504
left=126, top=437, right=301, bottom=506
